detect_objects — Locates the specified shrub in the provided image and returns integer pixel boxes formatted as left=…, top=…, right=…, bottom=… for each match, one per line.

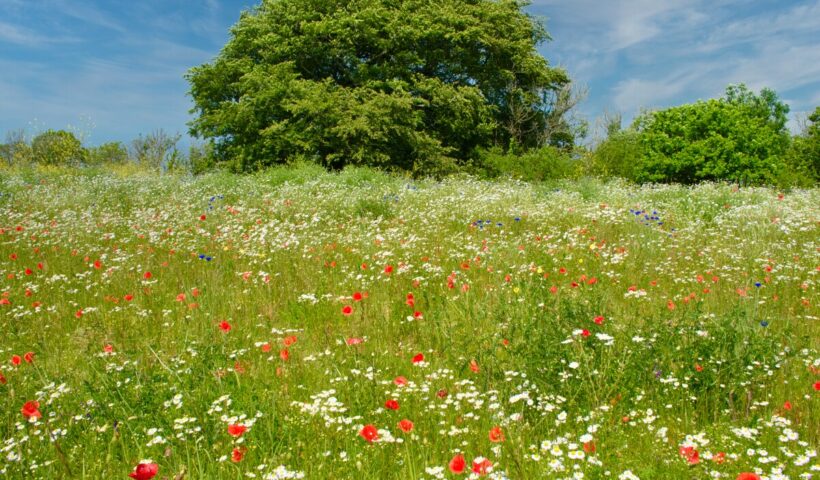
left=31, top=129, right=87, bottom=166
left=476, top=146, right=574, bottom=181
left=632, top=84, right=790, bottom=185
left=87, top=142, right=129, bottom=166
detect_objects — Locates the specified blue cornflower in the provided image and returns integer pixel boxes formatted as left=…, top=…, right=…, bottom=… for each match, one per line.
left=755, top=282, right=762, bottom=288
left=760, top=320, right=769, bottom=327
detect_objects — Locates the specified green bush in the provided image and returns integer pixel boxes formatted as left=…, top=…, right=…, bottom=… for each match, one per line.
left=632, top=84, right=790, bottom=185
left=87, top=142, right=129, bottom=166
left=476, top=145, right=575, bottom=181
left=588, top=129, right=642, bottom=180
left=31, top=129, right=87, bottom=166
left=781, top=106, right=819, bottom=187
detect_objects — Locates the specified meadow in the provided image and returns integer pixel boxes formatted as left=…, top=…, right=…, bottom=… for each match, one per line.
left=0, top=166, right=817, bottom=479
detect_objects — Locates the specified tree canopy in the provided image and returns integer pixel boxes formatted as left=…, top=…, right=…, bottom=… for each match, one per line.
left=187, top=0, right=569, bottom=173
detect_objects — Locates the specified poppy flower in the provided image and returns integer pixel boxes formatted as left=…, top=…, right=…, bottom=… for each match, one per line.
left=397, top=419, right=414, bottom=433
left=279, top=349, right=290, bottom=361
left=593, top=316, right=604, bottom=325
left=128, top=462, right=158, bottom=480
left=736, top=474, right=761, bottom=480
left=103, top=344, right=114, bottom=353
left=449, top=454, right=466, bottom=474
left=231, top=447, right=246, bottom=463
left=227, top=424, right=247, bottom=437
left=813, top=381, right=820, bottom=391
left=23, top=352, right=34, bottom=363
left=679, top=446, right=699, bottom=464
left=359, top=424, right=379, bottom=443
left=75, top=309, right=83, bottom=318
left=472, top=457, right=492, bottom=475
left=581, top=329, right=591, bottom=337
left=583, top=441, right=596, bottom=453
left=411, top=353, right=424, bottom=364
left=21, top=400, right=41, bottom=419
left=469, top=359, right=479, bottom=373
left=124, top=294, right=134, bottom=302
left=283, top=336, right=297, bottom=347
left=352, top=292, right=363, bottom=302
left=0, top=371, right=6, bottom=385
left=199, top=214, right=207, bottom=221
left=394, top=376, right=408, bottom=386
left=405, top=293, right=415, bottom=306
left=260, top=343, right=272, bottom=352
left=342, top=305, right=353, bottom=316
left=346, top=337, right=363, bottom=346
left=219, top=321, right=231, bottom=332
left=712, top=452, right=725, bottom=464
left=488, top=426, right=504, bottom=443
left=383, top=265, right=393, bottom=274
left=413, top=311, right=423, bottom=319
left=11, top=355, right=21, bottom=366
left=143, top=271, right=152, bottom=280
left=384, top=399, right=399, bottom=410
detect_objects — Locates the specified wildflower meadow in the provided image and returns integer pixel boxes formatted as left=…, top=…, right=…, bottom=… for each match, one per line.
left=0, top=167, right=817, bottom=479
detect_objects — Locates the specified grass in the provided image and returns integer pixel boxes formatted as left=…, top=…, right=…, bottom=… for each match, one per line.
left=0, top=166, right=817, bottom=479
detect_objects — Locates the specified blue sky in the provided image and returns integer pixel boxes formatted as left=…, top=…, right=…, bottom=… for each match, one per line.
left=1, top=0, right=819, bottom=146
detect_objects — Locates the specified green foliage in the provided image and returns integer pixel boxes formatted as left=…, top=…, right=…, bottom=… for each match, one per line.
left=475, top=145, right=575, bottom=181
left=588, top=129, right=642, bottom=180
left=188, top=142, right=217, bottom=175
left=782, top=106, right=820, bottom=187
left=632, top=84, right=791, bottom=185
left=87, top=141, right=129, bottom=165
left=30, top=129, right=87, bottom=166
left=186, top=0, right=569, bottom=173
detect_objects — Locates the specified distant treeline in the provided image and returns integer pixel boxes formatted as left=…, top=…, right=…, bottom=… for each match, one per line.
left=1, top=85, right=817, bottom=187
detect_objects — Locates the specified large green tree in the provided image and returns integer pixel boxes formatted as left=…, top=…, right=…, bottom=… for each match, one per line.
left=632, top=84, right=791, bottom=184
left=187, top=0, right=569, bottom=173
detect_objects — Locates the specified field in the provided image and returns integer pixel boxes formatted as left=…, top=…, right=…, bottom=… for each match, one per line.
left=0, top=167, right=818, bottom=479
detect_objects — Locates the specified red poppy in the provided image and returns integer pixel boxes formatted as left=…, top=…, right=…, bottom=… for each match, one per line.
left=176, top=293, right=186, bottom=302
left=667, top=300, right=676, bottom=310
left=0, top=370, right=6, bottom=385
left=128, top=462, right=158, bottom=480
left=75, top=309, right=83, bottom=318
left=449, top=454, right=466, bottom=474
left=413, top=311, right=423, bottom=319
left=695, top=364, right=703, bottom=372
left=231, top=447, right=246, bottom=463
left=405, top=293, right=415, bottom=306
left=581, top=329, right=591, bottom=337
left=736, top=474, right=761, bottom=480
left=472, top=457, right=492, bottom=475
left=352, top=292, right=363, bottom=302
left=397, top=419, right=414, bottom=433
left=583, top=441, right=596, bottom=453
left=412, top=353, right=425, bottom=364
left=814, top=381, right=820, bottom=391
left=143, top=271, right=152, bottom=280
left=199, top=214, right=207, bottom=221
left=384, top=399, right=399, bottom=411
left=283, top=336, right=297, bottom=347
left=24, top=268, right=32, bottom=275
left=593, top=316, right=604, bottom=325
left=23, top=352, right=34, bottom=363
left=383, top=265, right=393, bottom=275
left=219, top=321, right=231, bottom=332
left=359, top=424, right=379, bottom=443
left=124, top=294, right=134, bottom=301
left=227, top=424, right=247, bottom=437
left=469, top=359, right=479, bottom=373
left=104, top=344, right=114, bottom=353
left=11, top=355, right=21, bottom=366
left=261, top=343, right=272, bottom=352
left=21, top=400, right=41, bottom=419
left=679, top=446, right=699, bottom=464
left=712, top=452, right=725, bottom=464
left=342, top=305, right=353, bottom=316
left=346, top=337, right=363, bottom=346
left=488, top=426, right=504, bottom=443
left=279, top=349, right=290, bottom=361
left=394, top=376, right=408, bottom=386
